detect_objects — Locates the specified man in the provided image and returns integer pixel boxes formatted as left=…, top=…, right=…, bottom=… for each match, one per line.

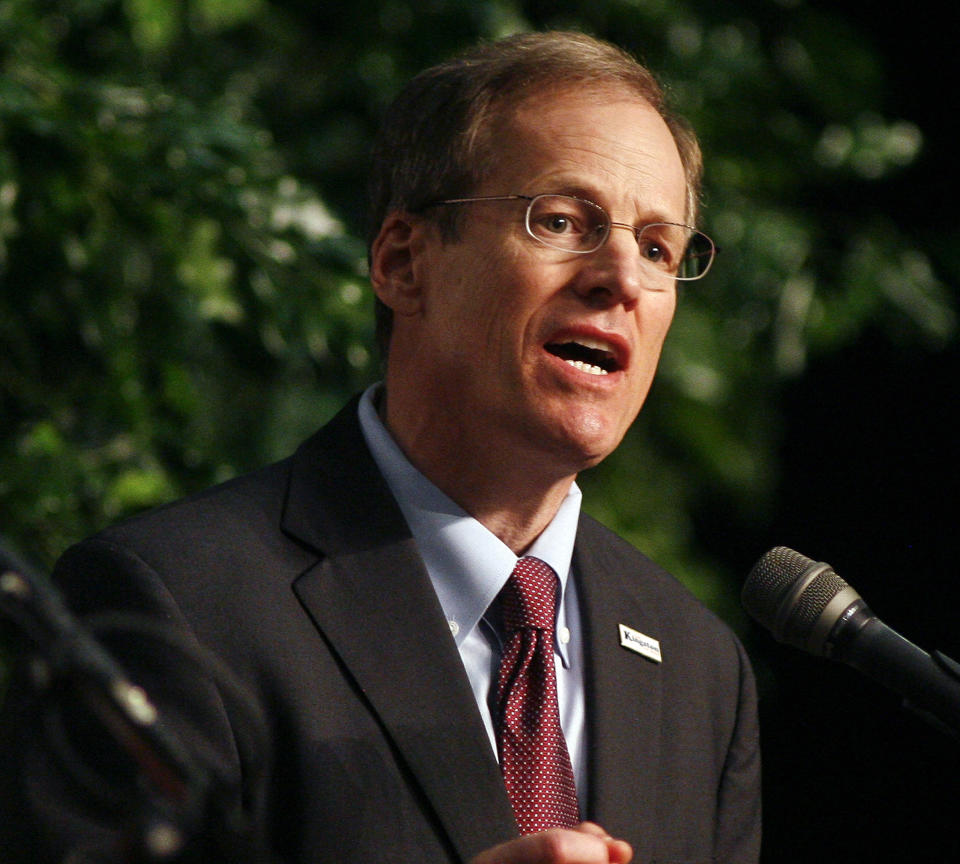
left=0, top=31, right=760, bottom=864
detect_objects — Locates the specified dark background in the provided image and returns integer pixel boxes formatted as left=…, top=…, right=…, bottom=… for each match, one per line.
left=735, top=4, right=960, bottom=858
left=746, top=335, right=960, bottom=862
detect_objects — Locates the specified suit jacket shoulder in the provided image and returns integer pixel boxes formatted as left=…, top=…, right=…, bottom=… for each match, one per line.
left=2, top=398, right=517, bottom=864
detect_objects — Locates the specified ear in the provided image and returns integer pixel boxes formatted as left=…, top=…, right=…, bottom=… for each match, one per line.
left=369, top=212, right=426, bottom=317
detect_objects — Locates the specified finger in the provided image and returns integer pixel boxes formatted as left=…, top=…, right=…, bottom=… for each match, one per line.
left=572, top=822, right=633, bottom=864
left=604, top=837, right=633, bottom=864
left=469, top=827, right=617, bottom=864
left=572, top=822, right=609, bottom=838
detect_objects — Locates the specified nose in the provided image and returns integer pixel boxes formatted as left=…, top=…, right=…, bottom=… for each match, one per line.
left=571, top=224, right=652, bottom=309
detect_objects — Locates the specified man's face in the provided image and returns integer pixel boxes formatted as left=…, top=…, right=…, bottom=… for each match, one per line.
left=384, top=86, right=687, bottom=481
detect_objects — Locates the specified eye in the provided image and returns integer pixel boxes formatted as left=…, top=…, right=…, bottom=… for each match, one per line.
left=640, top=240, right=667, bottom=264
left=637, top=224, right=684, bottom=272
left=639, top=239, right=676, bottom=271
left=535, top=211, right=580, bottom=235
left=527, top=195, right=609, bottom=251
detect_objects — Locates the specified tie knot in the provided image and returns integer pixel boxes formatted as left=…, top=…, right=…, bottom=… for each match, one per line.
left=500, top=557, right=559, bottom=633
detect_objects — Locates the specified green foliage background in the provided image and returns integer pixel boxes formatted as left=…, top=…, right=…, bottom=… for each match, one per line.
left=2, top=0, right=955, bottom=625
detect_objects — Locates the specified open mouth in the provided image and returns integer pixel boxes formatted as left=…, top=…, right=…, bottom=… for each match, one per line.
left=545, top=338, right=621, bottom=376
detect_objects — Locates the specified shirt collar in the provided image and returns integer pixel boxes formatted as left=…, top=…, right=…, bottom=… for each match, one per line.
left=357, top=384, right=581, bottom=661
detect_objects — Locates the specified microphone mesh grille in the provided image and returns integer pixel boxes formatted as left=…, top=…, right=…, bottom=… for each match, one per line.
left=741, top=546, right=808, bottom=630
left=742, top=545, right=856, bottom=650
left=781, top=567, right=848, bottom=646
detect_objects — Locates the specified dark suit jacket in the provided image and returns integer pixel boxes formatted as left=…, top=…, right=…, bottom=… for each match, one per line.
left=0, top=397, right=760, bottom=864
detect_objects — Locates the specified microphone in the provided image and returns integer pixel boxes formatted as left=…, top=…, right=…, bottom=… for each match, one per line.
left=1, top=540, right=213, bottom=858
left=1, top=540, right=280, bottom=863
left=742, top=546, right=960, bottom=736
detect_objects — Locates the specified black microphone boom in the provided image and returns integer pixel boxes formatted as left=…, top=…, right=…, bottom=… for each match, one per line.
left=742, top=546, right=960, bottom=736
left=1, top=540, right=283, bottom=863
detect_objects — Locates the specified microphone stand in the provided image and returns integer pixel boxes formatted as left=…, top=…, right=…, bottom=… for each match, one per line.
left=0, top=544, right=283, bottom=864
left=821, top=602, right=960, bottom=739
left=906, top=650, right=960, bottom=739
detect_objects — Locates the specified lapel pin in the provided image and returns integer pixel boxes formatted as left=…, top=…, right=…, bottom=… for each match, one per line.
left=618, top=623, right=662, bottom=663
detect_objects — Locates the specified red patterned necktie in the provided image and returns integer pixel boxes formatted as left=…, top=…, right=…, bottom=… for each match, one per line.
left=496, top=556, right=580, bottom=834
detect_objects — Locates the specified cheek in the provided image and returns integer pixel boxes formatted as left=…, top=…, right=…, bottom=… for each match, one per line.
left=459, top=260, right=543, bottom=351
left=421, top=258, right=527, bottom=370
left=642, top=295, right=677, bottom=353
left=627, top=297, right=675, bottom=401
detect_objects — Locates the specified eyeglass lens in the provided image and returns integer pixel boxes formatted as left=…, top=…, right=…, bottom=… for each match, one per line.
left=525, top=195, right=712, bottom=280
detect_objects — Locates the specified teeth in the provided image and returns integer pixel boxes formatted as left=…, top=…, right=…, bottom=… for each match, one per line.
left=573, top=337, right=614, bottom=353
left=565, top=359, right=609, bottom=376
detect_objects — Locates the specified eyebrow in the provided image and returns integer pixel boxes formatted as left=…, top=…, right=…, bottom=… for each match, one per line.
left=537, top=181, right=599, bottom=202
left=533, top=184, right=684, bottom=226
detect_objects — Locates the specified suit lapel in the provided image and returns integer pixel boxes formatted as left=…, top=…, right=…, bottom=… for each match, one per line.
left=574, top=518, right=663, bottom=862
left=281, top=400, right=517, bottom=861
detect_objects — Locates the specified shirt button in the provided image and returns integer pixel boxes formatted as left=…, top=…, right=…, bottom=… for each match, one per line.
left=559, top=626, right=571, bottom=644
left=448, top=620, right=460, bottom=637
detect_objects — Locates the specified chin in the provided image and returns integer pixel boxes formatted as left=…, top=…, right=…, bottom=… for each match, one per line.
left=542, top=409, right=630, bottom=471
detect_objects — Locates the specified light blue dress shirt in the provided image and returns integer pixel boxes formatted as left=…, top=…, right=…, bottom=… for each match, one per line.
left=357, top=385, right=587, bottom=796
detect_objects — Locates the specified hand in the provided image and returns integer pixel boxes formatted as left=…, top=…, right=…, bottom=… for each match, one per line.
left=469, top=822, right=633, bottom=864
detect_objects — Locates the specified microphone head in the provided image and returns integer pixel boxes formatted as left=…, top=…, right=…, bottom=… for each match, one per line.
left=742, top=546, right=863, bottom=656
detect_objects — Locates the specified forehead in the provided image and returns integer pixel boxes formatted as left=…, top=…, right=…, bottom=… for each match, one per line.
left=481, top=85, right=688, bottom=221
